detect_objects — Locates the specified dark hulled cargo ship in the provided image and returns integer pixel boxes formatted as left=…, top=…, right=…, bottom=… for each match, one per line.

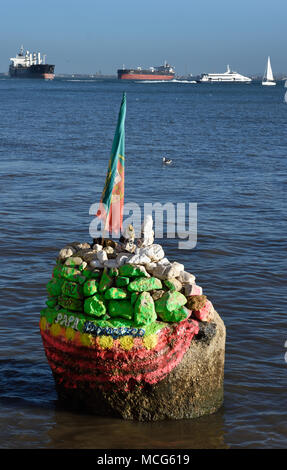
left=9, top=46, right=55, bottom=80
left=118, top=61, right=175, bottom=80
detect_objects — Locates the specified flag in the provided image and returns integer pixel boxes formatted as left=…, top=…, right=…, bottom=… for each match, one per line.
left=96, top=93, right=126, bottom=235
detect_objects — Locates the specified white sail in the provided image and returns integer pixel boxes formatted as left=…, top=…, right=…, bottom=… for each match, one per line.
left=262, top=56, right=276, bottom=85
left=266, top=56, right=274, bottom=81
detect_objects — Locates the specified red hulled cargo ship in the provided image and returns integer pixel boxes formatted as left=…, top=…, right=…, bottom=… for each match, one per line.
left=118, top=61, right=175, bottom=80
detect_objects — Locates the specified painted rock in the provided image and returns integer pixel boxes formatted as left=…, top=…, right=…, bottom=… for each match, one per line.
left=164, top=278, right=183, bottom=292
left=154, top=291, right=187, bottom=316
left=99, top=269, right=113, bottom=292
left=84, top=295, right=106, bottom=317
left=58, top=295, right=83, bottom=312
left=178, top=271, right=196, bottom=285
left=151, top=290, right=165, bottom=301
left=58, top=246, right=76, bottom=260
left=97, top=250, right=108, bottom=264
left=194, top=300, right=215, bottom=322
left=134, top=292, right=157, bottom=326
left=53, top=265, right=63, bottom=279
left=108, top=300, right=133, bottom=319
left=47, top=278, right=63, bottom=297
left=119, top=264, right=149, bottom=278
left=65, top=256, right=83, bottom=267
left=157, top=305, right=191, bottom=323
left=83, top=280, right=99, bottom=297
left=104, top=287, right=128, bottom=300
left=127, top=277, right=162, bottom=292
left=144, top=244, right=165, bottom=262
left=108, top=268, right=119, bottom=278
left=46, top=297, right=58, bottom=308
left=130, top=292, right=139, bottom=305
left=185, top=284, right=203, bottom=296
left=61, top=266, right=86, bottom=284
left=61, top=280, right=84, bottom=300
left=116, top=276, right=130, bottom=287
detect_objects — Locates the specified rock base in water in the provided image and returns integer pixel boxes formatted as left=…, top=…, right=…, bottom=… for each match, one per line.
left=53, top=311, right=225, bottom=421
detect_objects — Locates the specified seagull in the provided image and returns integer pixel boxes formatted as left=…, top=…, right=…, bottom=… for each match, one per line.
left=162, top=156, right=172, bottom=165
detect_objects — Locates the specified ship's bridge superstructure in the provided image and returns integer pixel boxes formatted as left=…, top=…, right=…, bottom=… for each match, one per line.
left=10, top=46, right=46, bottom=69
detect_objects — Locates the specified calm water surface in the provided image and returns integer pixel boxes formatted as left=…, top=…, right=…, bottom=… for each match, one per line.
left=0, top=78, right=286, bottom=449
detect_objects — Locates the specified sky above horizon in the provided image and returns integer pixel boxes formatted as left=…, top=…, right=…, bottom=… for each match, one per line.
left=1, top=0, right=286, bottom=76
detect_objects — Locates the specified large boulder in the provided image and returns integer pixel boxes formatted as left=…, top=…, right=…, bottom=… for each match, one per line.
left=51, top=311, right=225, bottom=421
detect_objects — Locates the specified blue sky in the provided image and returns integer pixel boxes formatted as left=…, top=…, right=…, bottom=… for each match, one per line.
left=1, top=0, right=286, bottom=75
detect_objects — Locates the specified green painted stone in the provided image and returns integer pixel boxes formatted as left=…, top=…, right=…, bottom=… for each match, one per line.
left=58, top=295, right=83, bottom=312
left=157, top=305, right=190, bottom=323
left=109, top=268, right=119, bottom=278
left=104, top=287, right=127, bottom=300
left=53, top=265, right=63, bottom=279
left=134, top=292, right=157, bottom=326
left=81, top=269, right=94, bottom=280
left=46, top=297, right=58, bottom=308
left=116, top=276, right=130, bottom=287
left=109, top=318, right=134, bottom=329
left=154, top=291, right=187, bottom=316
left=82, top=269, right=101, bottom=280
left=83, top=279, right=99, bottom=297
left=130, top=292, right=139, bottom=305
left=118, top=264, right=148, bottom=278
left=40, top=307, right=59, bottom=324
left=47, top=278, right=63, bottom=297
left=99, top=269, right=113, bottom=292
left=62, top=280, right=83, bottom=299
left=164, top=278, right=183, bottom=292
left=108, top=300, right=133, bottom=320
left=61, top=266, right=85, bottom=283
left=128, top=277, right=162, bottom=292
left=84, top=294, right=106, bottom=317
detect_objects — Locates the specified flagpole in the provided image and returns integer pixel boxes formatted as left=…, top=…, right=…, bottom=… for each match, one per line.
left=96, top=92, right=126, bottom=247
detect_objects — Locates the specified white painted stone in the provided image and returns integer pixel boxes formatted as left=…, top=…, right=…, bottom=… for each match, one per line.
left=122, top=224, right=135, bottom=241
left=167, top=262, right=184, bottom=278
left=138, top=215, right=154, bottom=247
left=185, top=284, right=202, bottom=296
left=178, top=271, right=196, bottom=284
left=97, top=250, right=108, bottom=263
left=116, top=252, right=133, bottom=266
left=128, top=253, right=151, bottom=265
left=58, top=246, right=76, bottom=260
left=65, top=256, right=83, bottom=266
left=144, top=244, right=165, bottom=262
left=80, top=261, right=88, bottom=271
left=93, top=244, right=103, bottom=252
left=145, top=262, right=157, bottom=274
left=151, top=264, right=170, bottom=280
left=157, top=257, right=171, bottom=266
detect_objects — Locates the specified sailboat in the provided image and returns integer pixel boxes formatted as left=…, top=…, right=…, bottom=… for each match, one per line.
left=262, top=56, right=276, bottom=86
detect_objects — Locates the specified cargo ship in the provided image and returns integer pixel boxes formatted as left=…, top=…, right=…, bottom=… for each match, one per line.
left=117, top=61, right=175, bottom=80
left=9, top=46, right=55, bottom=80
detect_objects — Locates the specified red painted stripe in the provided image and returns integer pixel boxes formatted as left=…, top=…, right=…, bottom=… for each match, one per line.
left=41, top=320, right=199, bottom=389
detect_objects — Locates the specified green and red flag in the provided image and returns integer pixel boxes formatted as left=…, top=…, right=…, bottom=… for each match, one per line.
left=97, top=93, right=126, bottom=234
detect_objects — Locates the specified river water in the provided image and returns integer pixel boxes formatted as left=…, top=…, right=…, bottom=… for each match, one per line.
left=0, top=77, right=286, bottom=449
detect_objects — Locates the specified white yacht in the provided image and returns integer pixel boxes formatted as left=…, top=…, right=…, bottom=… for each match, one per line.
left=199, top=65, right=252, bottom=83
left=262, top=56, right=276, bottom=86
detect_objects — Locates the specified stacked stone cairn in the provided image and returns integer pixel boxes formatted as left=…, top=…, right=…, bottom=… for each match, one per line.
left=43, top=216, right=215, bottom=337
